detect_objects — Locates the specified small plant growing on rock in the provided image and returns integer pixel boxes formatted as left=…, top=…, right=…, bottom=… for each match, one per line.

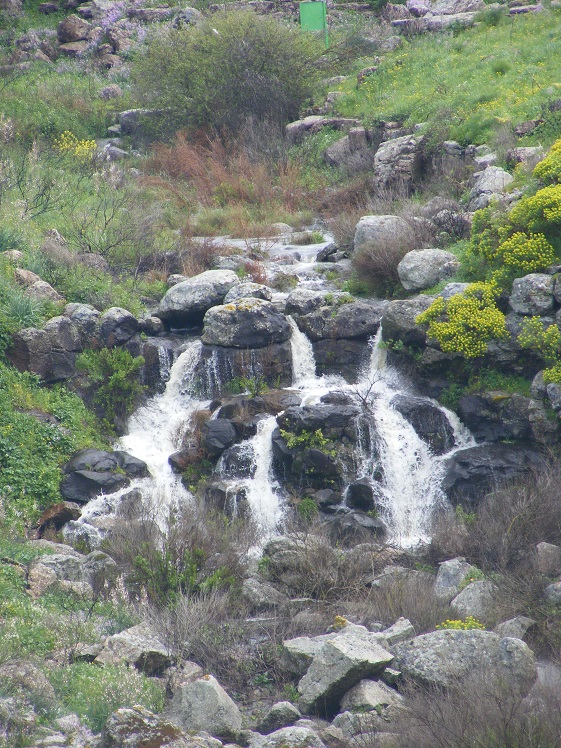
left=416, top=282, right=507, bottom=358
left=436, top=616, right=485, bottom=630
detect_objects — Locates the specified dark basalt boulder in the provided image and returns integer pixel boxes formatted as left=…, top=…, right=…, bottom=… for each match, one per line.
left=313, top=338, right=370, bottom=383
left=60, top=448, right=149, bottom=503
left=391, top=394, right=455, bottom=454
left=296, top=299, right=387, bottom=342
left=98, top=307, right=139, bottom=348
left=323, top=507, right=387, bottom=545
left=345, top=478, right=383, bottom=512
left=456, top=391, right=552, bottom=444
left=201, top=419, right=237, bottom=456
left=219, top=444, right=255, bottom=479
left=442, top=444, right=544, bottom=508
left=8, top=316, right=81, bottom=382
left=381, top=296, right=433, bottom=348
left=277, top=404, right=360, bottom=441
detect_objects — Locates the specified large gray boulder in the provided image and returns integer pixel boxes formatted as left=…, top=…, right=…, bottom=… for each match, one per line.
left=94, top=622, right=172, bottom=675
left=397, top=248, right=460, bottom=291
left=469, top=166, right=514, bottom=210
left=395, top=630, right=536, bottom=694
left=509, top=273, right=555, bottom=316
left=372, top=135, right=425, bottom=195
left=57, top=14, right=90, bottom=42
left=297, top=633, right=393, bottom=716
left=257, top=702, right=301, bottom=734
left=165, top=675, right=242, bottom=740
left=431, top=0, right=484, bottom=12
left=285, top=289, right=328, bottom=316
left=64, top=303, right=100, bottom=343
left=8, top=316, right=81, bottom=383
left=354, top=215, right=412, bottom=255
left=223, top=282, right=272, bottom=304
left=202, top=299, right=291, bottom=348
left=340, top=678, right=403, bottom=712
left=381, top=295, right=434, bottom=347
left=157, top=270, right=239, bottom=327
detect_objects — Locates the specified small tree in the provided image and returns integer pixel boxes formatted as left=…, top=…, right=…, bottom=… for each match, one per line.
left=133, top=11, right=325, bottom=134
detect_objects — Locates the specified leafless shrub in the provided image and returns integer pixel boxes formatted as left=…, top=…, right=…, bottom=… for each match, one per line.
left=428, top=465, right=561, bottom=573
left=397, top=672, right=561, bottom=748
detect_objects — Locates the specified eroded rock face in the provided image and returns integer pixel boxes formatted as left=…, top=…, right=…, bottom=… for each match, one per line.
left=8, top=317, right=81, bottom=382
left=469, top=166, right=514, bottom=210
left=94, top=622, right=172, bottom=675
left=395, top=629, right=536, bottom=694
left=157, top=270, right=239, bottom=327
left=101, top=706, right=184, bottom=748
left=397, top=248, right=460, bottom=291
left=202, top=298, right=291, bottom=348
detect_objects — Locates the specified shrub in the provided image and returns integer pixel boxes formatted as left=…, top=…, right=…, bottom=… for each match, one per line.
left=133, top=12, right=324, bottom=134
left=76, top=348, right=145, bottom=431
left=533, top=136, right=561, bottom=185
left=416, top=282, right=507, bottom=358
left=517, top=316, right=561, bottom=365
left=49, top=663, right=164, bottom=733
left=507, top=184, right=561, bottom=248
left=491, top=231, right=554, bottom=286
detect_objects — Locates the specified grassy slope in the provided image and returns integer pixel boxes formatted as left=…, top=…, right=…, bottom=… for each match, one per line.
left=337, top=10, right=561, bottom=146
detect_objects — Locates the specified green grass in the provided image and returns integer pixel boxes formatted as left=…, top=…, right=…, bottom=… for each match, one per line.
left=336, top=10, right=561, bottom=146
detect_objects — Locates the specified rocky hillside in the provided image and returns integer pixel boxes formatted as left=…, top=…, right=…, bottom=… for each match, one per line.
left=2, top=0, right=561, bottom=746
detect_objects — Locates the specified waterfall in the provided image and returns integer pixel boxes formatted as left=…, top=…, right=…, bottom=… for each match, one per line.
left=243, top=416, right=285, bottom=537
left=79, top=341, right=208, bottom=530
left=288, top=316, right=316, bottom=386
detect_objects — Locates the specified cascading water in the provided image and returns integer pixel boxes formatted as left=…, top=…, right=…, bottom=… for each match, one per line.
left=78, top=341, right=208, bottom=533
left=288, top=316, right=316, bottom=386
left=243, top=415, right=285, bottom=536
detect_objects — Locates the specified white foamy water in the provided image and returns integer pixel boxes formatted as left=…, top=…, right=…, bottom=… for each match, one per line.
left=80, top=341, right=208, bottom=530
left=243, top=416, right=285, bottom=537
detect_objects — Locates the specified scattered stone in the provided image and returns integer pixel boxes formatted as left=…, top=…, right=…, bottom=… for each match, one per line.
left=544, top=580, right=561, bottom=605
left=450, top=580, right=498, bottom=622
left=340, top=678, right=402, bottom=713
left=101, top=705, right=184, bottom=748
left=434, top=557, right=477, bottom=601
left=494, top=616, right=536, bottom=640
left=241, top=578, right=290, bottom=612
left=257, top=702, right=301, bottom=734
left=25, top=280, right=64, bottom=302
left=223, top=282, right=273, bottom=304
left=469, top=166, right=514, bottom=210
left=353, top=215, right=413, bottom=256
left=57, top=13, right=90, bottom=42
left=536, top=541, right=561, bottom=576
left=95, top=622, right=172, bottom=675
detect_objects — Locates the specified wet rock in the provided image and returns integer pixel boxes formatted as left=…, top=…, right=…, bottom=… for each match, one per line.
left=397, top=248, right=460, bottom=291
left=285, top=289, right=328, bottom=316
left=204, top=479, right=248, bottom=518
left=201, top=419, right=237, bottom=456
left=509, top=273, right=555, bottom=315
left=324, top=508, right=387, bottom=545
left=98, top=307, right=140, bottom=347
left=345, top=478, right=377, bottom=512
left=457, top=391, right=540, bottom=443
left=313, top=338, right=369, bottom=383
left=391, top=394, right=455, bottom=454
left=95, top=622, right=172, bottom=675
left=278, top=404, right=359, bottom=440
left=157, top=270, right=239, bottom=327
left=395, top=629, right=536, bottom=694
left=165, top=675, right=242, bottom=740
left=60, top=448, right=148, bottom=502
left=202, top=299, right=291, bottom=348
left=35, top=501, right=81, bottom=538
left=442, top=443, right=543, bottom=507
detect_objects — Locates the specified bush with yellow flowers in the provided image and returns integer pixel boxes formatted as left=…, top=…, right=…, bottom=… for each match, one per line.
left=518, top=316, right=561, bottom=365
left=436, top=616, right=485, bottom=631
left=491, top=231, right=554, bottom=286
left=507, top=184, right=561, bottom=239
left=533, top=137, right=561, bottom=185
left=53, top=130, right=97, bottom=163
left=416, top=282, right=507, bottom=359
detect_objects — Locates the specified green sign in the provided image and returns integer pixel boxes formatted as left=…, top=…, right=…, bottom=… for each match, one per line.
left=299, top=1, right=328, bottom=48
